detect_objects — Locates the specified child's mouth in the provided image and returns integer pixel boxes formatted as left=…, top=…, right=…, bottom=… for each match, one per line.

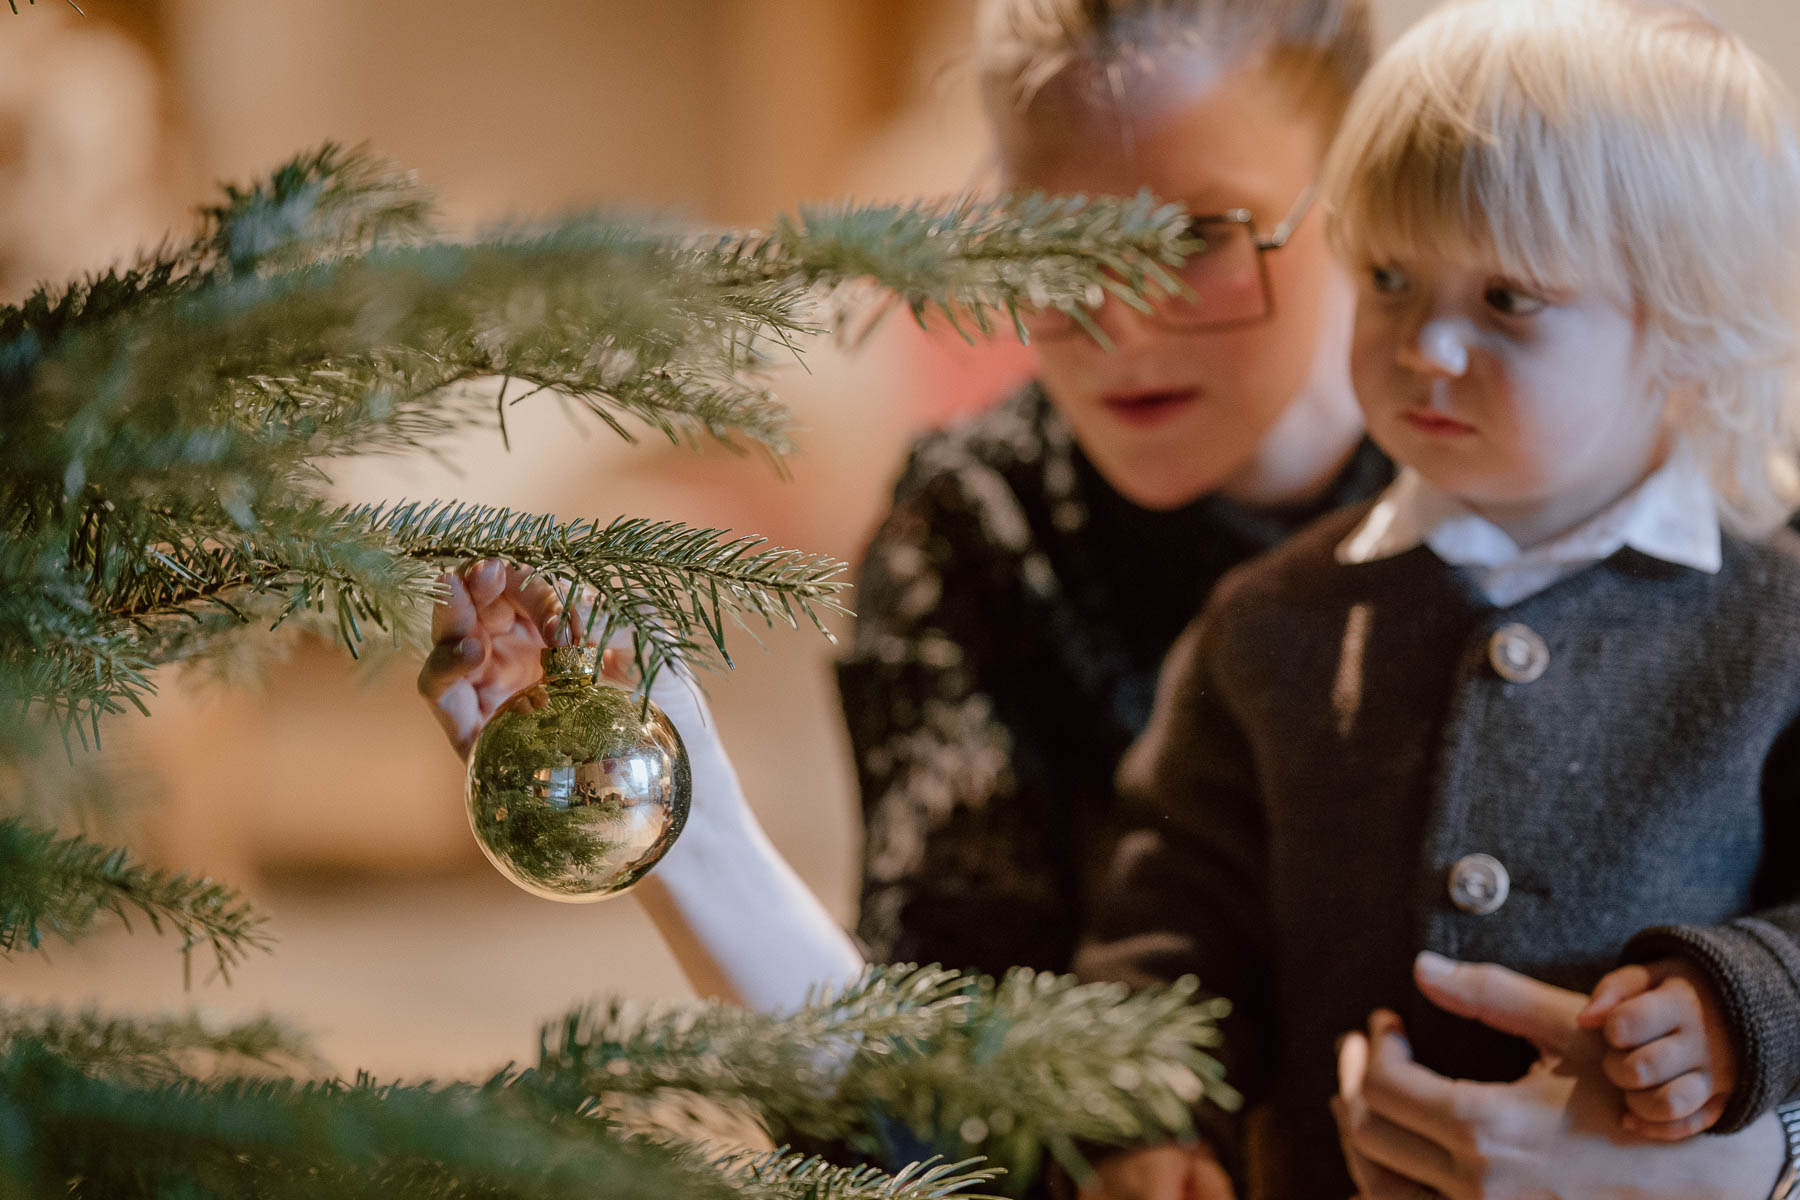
left=1401, top=409, right=1476, bottom=437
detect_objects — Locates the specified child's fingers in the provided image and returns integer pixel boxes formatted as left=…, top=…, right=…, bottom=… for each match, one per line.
left=1601, top=988, right=1684, bottom=1050
left=1621, top=1095, right=1728, bottom=1142
left=1579, top=964, right=1654, bottom=1029
left=1601, top=1030, right=1703, bottom=1091
left=600, top=646, right=646, bottom=687
left=462, top=558, right=509, bottom=608
left=518, top=573, right=563, bottom=631
left=1621, top=1070, right=1713, bottom=1125
left=539, top=579, right=603, bottom=646
left=429, top=571, right=479, bottom=644
left=417, top=634, right=485, bottom=704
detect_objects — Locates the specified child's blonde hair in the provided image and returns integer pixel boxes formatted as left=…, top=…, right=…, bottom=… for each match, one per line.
left=975, top=0, right=1373, bottom=138
left=1322, top=0, right=1800, bottom=535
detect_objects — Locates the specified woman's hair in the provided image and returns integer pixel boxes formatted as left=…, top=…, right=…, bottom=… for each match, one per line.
left=1323, top=0, right=1800, bottom=535
left=974, top=0, right=1374, bottom=137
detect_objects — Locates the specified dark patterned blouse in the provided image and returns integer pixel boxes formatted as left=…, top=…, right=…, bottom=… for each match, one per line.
left=837, top=382, right=1392, bottom=977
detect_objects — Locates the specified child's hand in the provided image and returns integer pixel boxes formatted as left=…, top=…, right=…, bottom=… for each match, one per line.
left=1577, top=958, right=1738, bottom=1140
left=416, top=558, right=565, bottom=760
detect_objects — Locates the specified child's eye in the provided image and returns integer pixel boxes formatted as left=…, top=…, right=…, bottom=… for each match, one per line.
left=1484, top=285, right=1547, bottom=317
left=1369, top=265, right=1408, bottom=294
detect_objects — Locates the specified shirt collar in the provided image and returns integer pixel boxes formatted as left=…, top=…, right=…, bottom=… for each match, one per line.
left=1336, top=443, right=1722, bottom=576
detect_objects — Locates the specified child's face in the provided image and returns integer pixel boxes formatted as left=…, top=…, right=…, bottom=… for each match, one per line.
left=1349, top=250, right=1668, bottom=546
left=993, top=59, right=1359, bottom=510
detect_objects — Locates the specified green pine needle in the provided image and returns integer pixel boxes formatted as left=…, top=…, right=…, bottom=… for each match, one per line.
left=369, top=499, right=851, bottom=689
left=539, top=964, right=1236, bottom=1195
left=0, top=820, right=272, bottom=981
left=0, top=1004, right=319, bottom=1087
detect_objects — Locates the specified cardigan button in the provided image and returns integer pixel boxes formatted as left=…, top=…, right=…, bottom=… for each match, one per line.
left=1488, top=624, right=1549, bottom=683
left=1448, top=853, right=1510, bottom=915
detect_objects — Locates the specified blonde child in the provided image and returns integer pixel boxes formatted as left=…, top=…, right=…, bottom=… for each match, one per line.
left=1076, top=0, right=1800, bottom=1194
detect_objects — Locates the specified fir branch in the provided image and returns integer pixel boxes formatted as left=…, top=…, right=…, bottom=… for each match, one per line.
left=0, top=820, right=271, bottom=980
left=199, top=142, right=436, bottom=274
left=701, top=190, right=1197, bottom=342
left=539, top=965, right=1233, bottom=1195
left=0, top=1041, right=1000, bottom=1200
left=4, top=498, right=844, bottom=734
left=0, top=1044, right=738, bottom=1200
left=0, top=1004, right=318, bottom=1086
left=720, top=1150, right=1002, bottom=1200
left=0, top=228, right=809, bottom=514
left=367, top=500, right=850, bottom=688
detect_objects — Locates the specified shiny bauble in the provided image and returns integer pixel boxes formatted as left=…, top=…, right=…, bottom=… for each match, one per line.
left=465, top=646, right=690, bottom=901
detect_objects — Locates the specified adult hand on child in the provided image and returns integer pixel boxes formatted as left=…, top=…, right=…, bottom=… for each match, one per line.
left=1578, top=957, right=1738, bottom=1139
left=1332, top=953, right=1785, bottom=1200
left=1076, top=1141, right=1236, bottom=1200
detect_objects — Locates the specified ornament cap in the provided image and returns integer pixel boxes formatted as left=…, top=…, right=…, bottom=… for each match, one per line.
left=541, top=644, right=600, bottom=679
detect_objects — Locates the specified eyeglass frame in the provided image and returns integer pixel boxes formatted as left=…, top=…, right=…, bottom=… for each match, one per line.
left=1027, top=182, right=1319, bottom=336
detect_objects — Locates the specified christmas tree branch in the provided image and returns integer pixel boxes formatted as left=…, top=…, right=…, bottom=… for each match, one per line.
left=0, top=1005, right=319, bottom=1087
left=198, top=142, right=435, bottom=274
left=368, top=500, right=851, bottom=686
left=0, top=1044, right=738, bottom=1200
left=0, top=1039, right=1004, bottom=1200
left=700, top=190, right=1196, bottom=343
left=720, top=1150, right=1002, bottom=1200
left=539, top=965, right=1235, bottom=1193
left=0, top=821, right=272, bottom=981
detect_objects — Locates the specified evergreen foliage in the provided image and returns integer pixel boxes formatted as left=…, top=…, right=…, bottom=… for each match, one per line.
left=0, top=145, right=1219, bottom=1194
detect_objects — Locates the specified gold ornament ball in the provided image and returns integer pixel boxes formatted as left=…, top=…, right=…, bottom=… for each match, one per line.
left=465, top=645, right=691, bottom=901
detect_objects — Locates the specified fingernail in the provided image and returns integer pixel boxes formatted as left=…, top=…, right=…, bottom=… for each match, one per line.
left=1415, top=950, right=1453, bottom=981
left=459, top=636, right=483, bottom=662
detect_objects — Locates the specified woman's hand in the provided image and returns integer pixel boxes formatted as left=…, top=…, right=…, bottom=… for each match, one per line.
left=1333, top=953, right=1786, bottom=1200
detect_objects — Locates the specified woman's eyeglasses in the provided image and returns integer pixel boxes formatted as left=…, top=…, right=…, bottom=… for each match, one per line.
left=1024, top=185, right=1318, bottom=338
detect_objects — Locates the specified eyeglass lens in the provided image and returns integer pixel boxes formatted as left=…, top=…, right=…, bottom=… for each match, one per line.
left=1021, top=216, right=1272, bottom=336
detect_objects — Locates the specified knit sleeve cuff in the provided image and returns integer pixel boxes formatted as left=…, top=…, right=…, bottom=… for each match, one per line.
left=1623, top=918, right=1800, bottom=1133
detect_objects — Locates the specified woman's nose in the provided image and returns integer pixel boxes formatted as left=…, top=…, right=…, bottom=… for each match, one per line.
left=1087, top=290, right=1166, bottom=350
left=1398, top=317, right=1470, bottom=377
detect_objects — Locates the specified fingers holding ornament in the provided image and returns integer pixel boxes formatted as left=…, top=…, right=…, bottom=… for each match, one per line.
left=464, top=641, right=692, bottom=902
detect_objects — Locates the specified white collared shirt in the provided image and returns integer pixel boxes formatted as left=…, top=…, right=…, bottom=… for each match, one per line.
left=1335, top=446, right=1723, bottom=606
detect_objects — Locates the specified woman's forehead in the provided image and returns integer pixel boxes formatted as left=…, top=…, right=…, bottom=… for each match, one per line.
left=994, top=65, right=1321, bottom=217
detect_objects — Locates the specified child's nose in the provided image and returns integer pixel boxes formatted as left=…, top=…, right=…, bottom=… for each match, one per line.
left=1400, top=317, right=1470, bottom=377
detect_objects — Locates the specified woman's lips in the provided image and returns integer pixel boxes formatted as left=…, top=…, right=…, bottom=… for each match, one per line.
left=1101, top=388, right=1202, bottom=427
left=1401, top=409, right=1476, bottom=437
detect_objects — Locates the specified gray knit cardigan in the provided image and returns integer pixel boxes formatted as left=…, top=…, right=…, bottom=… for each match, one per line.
left=1075, top=502, right=1800, bottom=1199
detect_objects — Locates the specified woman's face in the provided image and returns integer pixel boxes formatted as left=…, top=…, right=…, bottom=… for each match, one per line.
left=995, top=59, right=1358, bottom=509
